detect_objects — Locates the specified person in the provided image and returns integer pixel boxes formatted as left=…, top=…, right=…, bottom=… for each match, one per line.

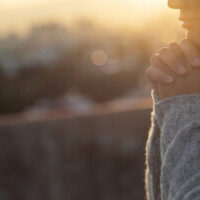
left=145, top=0, right=200, bottom=200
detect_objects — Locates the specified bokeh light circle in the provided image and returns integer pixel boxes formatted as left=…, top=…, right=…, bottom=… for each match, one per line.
left=91, top=50, right=108, bottom=66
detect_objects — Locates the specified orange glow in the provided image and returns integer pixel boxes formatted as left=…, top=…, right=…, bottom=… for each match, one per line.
left=0, top=0, right=175, bottom=36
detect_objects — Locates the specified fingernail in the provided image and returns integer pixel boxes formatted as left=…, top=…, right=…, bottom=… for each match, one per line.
left=164, top=75, right=173, bottom=83
left=177, top=65, right=187, bottom=75
left=192, top=57, right=200, bottom=67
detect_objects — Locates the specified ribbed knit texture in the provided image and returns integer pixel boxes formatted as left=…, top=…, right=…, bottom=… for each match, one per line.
left=145, top=90, right=200, bottom=200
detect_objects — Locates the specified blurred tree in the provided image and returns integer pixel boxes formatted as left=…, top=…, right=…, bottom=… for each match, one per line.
left=0, top=22, right=152, bottom=114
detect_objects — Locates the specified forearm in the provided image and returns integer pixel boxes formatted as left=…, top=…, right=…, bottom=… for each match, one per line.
left=154, top=93, right=200, bottom=200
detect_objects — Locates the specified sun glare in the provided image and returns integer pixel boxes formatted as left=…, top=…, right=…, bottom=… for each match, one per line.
left=0, top=0, right=172, bottom=36
left=1, top=0, right=37, bottom=6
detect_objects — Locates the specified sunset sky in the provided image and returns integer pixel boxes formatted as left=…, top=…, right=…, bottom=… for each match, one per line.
left=0, top=0, right=177, bottom=36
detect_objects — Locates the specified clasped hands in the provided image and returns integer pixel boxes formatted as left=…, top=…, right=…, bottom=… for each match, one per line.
left=146, top=39, right=200, bottom=100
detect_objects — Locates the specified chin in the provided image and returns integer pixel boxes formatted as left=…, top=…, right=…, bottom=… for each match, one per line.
left=187, top=30, right=200, bottom=49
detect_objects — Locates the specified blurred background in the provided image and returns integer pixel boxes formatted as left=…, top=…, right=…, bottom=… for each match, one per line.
left=0, top=0, right=185, bottom=199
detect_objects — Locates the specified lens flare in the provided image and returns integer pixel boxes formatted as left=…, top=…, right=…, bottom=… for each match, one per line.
left=91, top=50, right=108, bottom=66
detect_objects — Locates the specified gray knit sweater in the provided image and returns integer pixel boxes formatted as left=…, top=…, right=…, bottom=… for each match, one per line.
left=145, top=91, right=200, bottom=200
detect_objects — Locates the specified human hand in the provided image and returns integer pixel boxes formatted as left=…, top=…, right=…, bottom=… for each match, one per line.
left=146, top=39, right=200, bottom=99
left=146, top=39, right=200, bottom=100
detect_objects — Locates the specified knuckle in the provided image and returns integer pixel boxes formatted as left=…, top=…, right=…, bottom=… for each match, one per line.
left=159, top=47, right=177, bottom=64
left=179, top=39, right=190, bottom=47
left=146, top=67, right=153, bottom=75
left=179, top=39, right=199, bottom=59
left=169, top=42, right=178, bottom=50
left=146, top=67, right=161, bottom=82
left=150, top=55, right=154, bottom=62
left=145, top=67, right=153, bottom=79
left=150, top=54, right=158, bottom=64
left=159, top=48, right=169, bottom=57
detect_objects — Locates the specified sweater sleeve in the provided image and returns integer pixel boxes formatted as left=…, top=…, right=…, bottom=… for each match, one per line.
left=153, top=93, right=200, bottom=200
left=145, top=90, right=162, bottom=200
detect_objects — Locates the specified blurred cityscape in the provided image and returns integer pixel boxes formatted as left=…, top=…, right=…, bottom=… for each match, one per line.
left=0, top=4, right=186, bottom=199
left=0, top=15, right=184, bottom=120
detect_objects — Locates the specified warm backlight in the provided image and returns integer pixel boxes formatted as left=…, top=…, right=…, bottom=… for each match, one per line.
left=0, top=0, right=172, bottom=36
